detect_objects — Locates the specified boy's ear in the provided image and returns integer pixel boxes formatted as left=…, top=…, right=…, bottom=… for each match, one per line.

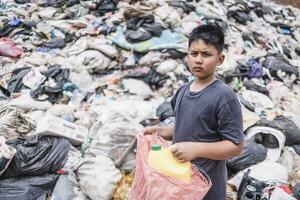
left=217, top=54, right=225, bottom=66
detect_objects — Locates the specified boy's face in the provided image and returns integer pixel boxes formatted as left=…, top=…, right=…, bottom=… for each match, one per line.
left=187, top=39, right=224, bottom=80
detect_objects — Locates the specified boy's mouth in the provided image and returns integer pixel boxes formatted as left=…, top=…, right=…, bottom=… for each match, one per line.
left=193, top=67, right=203, bottom=72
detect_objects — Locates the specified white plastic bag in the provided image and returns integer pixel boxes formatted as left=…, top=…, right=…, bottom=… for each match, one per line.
left=76, top=155, right=122, bottom=200
left=270, top=187, right=297, bottom=200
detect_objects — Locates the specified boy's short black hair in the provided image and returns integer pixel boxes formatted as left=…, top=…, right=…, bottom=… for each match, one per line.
left=188, top=24, right=224, bottom=53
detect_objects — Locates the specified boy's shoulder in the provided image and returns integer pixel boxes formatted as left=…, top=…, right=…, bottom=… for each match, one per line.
left=209, top=80, right=238, bottom=103
left=213, top=79, right=236, bottom=97
left=173, top=79, right=237, bottom=102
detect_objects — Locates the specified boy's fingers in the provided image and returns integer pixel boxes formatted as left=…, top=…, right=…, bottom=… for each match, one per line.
left=143, top=130, right=150, bottom=135
left=171, top=145, right=178, bottom=154
left=172, top=146, right=182, bottom=159
left=171, top=145, right=187, bottom=162
left=176, top=155, right=185, bottom=163
left=174, top=151, right=182, bottom=158
left=143, top=128, right=154, bottom=135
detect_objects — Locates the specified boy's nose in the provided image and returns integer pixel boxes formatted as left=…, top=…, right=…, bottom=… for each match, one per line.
left=195, top=55, right=203, bottom=64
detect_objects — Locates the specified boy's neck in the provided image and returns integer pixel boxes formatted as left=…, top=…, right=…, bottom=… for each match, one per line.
left=190, top=74, right=216, bottom=93
left=193, top=74, right=216, bottom=87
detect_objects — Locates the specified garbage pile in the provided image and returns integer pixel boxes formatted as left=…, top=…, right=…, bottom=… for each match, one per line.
left=0, top=0, right=300, bottom=199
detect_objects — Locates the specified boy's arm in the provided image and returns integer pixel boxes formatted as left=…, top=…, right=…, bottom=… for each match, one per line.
left=159, top=126, right=174, bottom=140
left=172, top=140, right=243, bottom=162
left=143, top=126, right=174, bottom=140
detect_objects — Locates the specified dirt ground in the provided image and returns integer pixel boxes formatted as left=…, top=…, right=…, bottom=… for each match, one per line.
left=274, top=0, right=300, bottom=8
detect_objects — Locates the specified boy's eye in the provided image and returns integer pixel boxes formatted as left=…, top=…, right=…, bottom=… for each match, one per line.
left=190, top=52, right=197, bottom=57
left=202, top=52, right=212, bottom=57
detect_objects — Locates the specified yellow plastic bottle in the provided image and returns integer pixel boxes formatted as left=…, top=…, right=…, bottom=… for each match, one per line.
left=148, top=144, right=192, bottom=183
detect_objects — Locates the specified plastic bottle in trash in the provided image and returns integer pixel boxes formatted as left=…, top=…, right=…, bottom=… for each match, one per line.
left=148, top=144, right=192, bottom=183
left=69, top=89, right=86, bottom=108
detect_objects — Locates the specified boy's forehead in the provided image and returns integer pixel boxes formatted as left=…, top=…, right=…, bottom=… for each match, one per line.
left=189, top=39, right=217, bottom=51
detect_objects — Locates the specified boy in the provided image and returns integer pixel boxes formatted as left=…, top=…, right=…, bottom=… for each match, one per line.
left=144, top=24, right=244, bottom=200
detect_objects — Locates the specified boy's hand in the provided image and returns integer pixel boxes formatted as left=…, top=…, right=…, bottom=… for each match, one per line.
left=143, top=126, right=159, bottom=135
left=143, top=126, right=174, bottom=140
left=171, top=142, right=198, bottom=163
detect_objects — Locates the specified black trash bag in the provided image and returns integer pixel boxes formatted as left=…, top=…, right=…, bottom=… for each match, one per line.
left=280, top=44, right=292, bottom=59
left=7, top=67, right=31, bottom=93
left=0, top=174, right=59, bottom=200
left=168, top=1, right=195, bottom=14
left=96, top=22, right=118, bottom=35
left=165, top=49, right=186, bottom=59
left=237, top=58, right=263, bottom=78
left=31, top=64, right=70, bottom=103
left=7, top=20, right=37, bottom=38
left=242, top=34, right=256, bottom=45
left=256, top=133, right=279, bottom=148
left=39, top=0, right=79, bottom=7
left=227, top=140, right=267, bottom=172
left=1, top=135, right=70, bottom=179
left=94, top=0, right=119, bottom=16
left=0, top=18, right=24, bottom=37
left=42, top=38, right=66, bottom=49
left=228, top=10, right=251, bottom=25
left=156, top=102, right=174, bottom=121
left=295, top=47, right=300, bottom=56
left=123, top=69, right=148, bottom=79
left=243, top=80, right=269, bottom=96
left=142, top=22, right=164, bottom=37
left=144, top=69, right=170, bottom=90
left=125, top=14, right=164, bottom=41
left=237, top=94, right=255, bottom=112
left=204, top=17, right=228, bottom=32
left=237, top=169, right=270, bottom=200
left=0, top=85, right=11, bottom=98
left=293, top=182, right=300, bottom=200
left=270, top=22, right=293, bottom=35
left=292, top=144, right=300, bottom=156
left=254, top=116, right=300, bottom=146
left=139, top=118, right=160, bottom=127
left=125, top=29, right=152, bottom=43
left=262, top=56, right=299, bottom=79
left=252, top=133, right=279, bottom=148
left=15, top=0, right=31, bottom=3
left=251, top=2, right=273, bottom=17
left=125, top=15, right=155, bottom=30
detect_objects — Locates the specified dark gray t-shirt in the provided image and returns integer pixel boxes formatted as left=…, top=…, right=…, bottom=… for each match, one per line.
left=171, top=79, right=244, bottom=200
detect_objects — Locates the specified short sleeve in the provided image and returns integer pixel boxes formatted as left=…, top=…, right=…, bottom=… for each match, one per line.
left=170, top=83, right=187, bottom=112
left=171, top=92, right=178, bottom=112
left=217, top=98, right=244, bottom=144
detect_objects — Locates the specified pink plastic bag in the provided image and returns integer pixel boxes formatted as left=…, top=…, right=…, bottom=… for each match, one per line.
left=0, top=37, right=23, bottom=58
left=130, top=134, right=211, bottom=200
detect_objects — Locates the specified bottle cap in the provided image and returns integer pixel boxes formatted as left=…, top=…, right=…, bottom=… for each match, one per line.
left=151, top=144, right=161, bottom=151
